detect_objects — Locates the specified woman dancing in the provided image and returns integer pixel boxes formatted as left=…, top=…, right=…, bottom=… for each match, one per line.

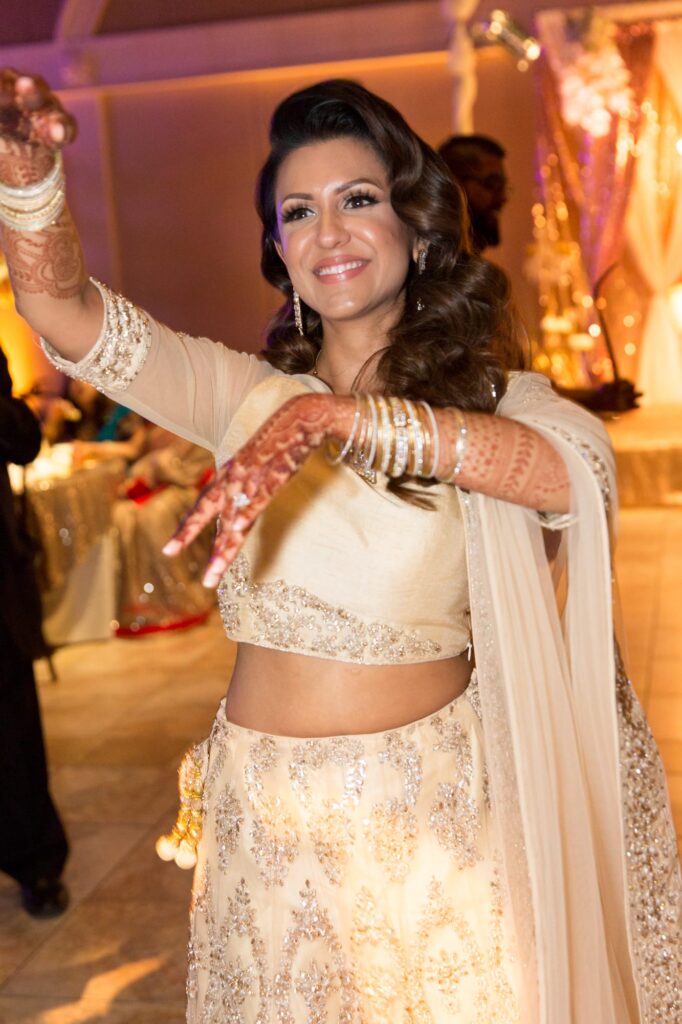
left=0, top=69, right=679, bottom=1023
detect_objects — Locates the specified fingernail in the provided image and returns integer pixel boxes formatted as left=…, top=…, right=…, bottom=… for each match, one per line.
left=202, top=558, right=225, bottom=588
left=16, top=77, right=33, bottom=89
left=162, top=539, right=182, bottom=556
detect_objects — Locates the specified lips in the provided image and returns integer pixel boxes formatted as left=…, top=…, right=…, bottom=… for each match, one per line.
left=313, top=256, right=369, bottom=280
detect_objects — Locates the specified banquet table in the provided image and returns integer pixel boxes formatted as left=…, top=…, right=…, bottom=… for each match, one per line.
left=12, top=450, right=125, bottom=646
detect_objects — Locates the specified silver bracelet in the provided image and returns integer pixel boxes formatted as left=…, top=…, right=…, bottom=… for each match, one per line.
left=0, top=153, right=65, bottom=231
left=345, top=393, right=378, bottom=483
left=0, top=186, right=65, bottom=231
left=325, top=392, right=445, bottom=485
left=325, top=394, right=362, bottom=465
left=364, top=394, right=379, bottom=470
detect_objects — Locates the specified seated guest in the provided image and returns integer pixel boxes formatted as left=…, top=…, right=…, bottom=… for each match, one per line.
left=112, top=429, right=216, bottom=636
left=43, top=378, right=134, bottom=443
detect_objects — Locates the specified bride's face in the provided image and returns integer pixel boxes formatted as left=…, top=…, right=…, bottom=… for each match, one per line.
left=274, top=137, right=415, bottom=329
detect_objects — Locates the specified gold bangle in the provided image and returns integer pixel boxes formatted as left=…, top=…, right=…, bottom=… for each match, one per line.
left=420, top=401, right=440, bottom=478
left=374, top=396, right=392, bottom=476
left=404, top=399, right=424, bottom=476
left=388, top=397, right=409, bottom=478
left=416, top=404, right=431, bottom=478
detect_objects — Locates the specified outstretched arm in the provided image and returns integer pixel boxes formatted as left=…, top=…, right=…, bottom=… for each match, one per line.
left=164, top=393, right=570, bottom=586
left=0, top=71, right=279, bottom=454
left=0, top=70, right=103, bottom=357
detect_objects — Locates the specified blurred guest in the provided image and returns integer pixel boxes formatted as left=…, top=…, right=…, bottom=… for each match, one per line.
left=45, top=390, right=214, bottom=634
left=438, top=134, right=509, bottom=252
left=113, top=430, right=216, bottom=636
left=44, top=378, right=128, bottom=443
left=43, top=378, right=149, bottom=466
left=0, top=346, right=69, bottom=917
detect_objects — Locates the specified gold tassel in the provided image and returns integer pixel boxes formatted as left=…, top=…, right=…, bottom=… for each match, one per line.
left=156, top=747, right=205, bottom=870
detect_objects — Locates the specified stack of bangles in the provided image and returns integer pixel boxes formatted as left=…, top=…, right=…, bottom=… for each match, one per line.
left=325, top=393, right=468, bottom=483
left=0, top=152, right=66, bottom=232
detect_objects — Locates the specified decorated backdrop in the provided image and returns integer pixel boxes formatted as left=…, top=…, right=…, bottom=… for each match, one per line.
left=531, top=5, right=682, bottom=406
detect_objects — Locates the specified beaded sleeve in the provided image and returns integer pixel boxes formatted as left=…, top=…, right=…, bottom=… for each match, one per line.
left=40, top=278, right=151, bottom=393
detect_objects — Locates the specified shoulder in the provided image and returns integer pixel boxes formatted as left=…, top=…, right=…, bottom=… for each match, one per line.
left=503, top=370, right=554, bottom=402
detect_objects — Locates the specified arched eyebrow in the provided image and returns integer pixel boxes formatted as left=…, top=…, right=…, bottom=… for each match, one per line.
left=280, top=177, right=386, bottom=203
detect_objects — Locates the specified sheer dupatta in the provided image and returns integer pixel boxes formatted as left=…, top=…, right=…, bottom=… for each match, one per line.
left=460, top=372, right=681, bottom=1022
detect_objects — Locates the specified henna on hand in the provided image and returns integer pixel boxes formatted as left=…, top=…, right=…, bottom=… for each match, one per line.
left=163, top=393, right=355, bottom=587
left=435, top=408, right=570, bottom=513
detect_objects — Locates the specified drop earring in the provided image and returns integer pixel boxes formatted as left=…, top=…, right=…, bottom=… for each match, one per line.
left=416, top=248, right=427, bottom=311
left=293, top=290, right=304, bottom=336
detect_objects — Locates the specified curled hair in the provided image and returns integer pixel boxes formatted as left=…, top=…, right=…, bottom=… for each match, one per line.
left=256, top=79, right=526, bottom=455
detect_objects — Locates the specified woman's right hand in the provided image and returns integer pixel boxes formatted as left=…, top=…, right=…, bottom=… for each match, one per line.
left=0, top=68, right=95, bottom=359
left=0, top=69, right=77, bottom=187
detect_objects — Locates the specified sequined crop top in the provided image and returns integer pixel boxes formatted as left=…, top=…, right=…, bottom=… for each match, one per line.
left=42, top=280, right=471, bottom=665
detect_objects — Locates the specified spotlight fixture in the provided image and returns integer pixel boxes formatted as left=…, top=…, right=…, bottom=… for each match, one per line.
left=470, top=9, right=541, bottom=71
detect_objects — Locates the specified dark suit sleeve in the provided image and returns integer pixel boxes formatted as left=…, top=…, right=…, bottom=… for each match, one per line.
left=0, top=350, right=41, bottom=466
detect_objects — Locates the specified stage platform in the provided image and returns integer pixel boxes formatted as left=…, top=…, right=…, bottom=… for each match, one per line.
left=607, top=405, right=682, bottom=507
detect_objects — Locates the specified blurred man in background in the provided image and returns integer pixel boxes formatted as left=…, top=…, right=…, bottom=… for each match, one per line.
left=438, top=134, right=509, bottom=253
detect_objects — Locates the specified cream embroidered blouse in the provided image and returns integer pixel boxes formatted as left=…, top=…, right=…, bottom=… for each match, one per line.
left=42, top=280, right=471, bottom=664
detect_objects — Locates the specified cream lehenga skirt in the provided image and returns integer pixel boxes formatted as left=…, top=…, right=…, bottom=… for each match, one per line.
left=165, top=672, right=522, bottom=1023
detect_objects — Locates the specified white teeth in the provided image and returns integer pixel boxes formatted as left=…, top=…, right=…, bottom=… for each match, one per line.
left=316, top=261, right=364, bottom=277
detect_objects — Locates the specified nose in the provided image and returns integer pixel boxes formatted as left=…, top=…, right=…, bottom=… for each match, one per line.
left=315, top=203, right=350, bottom=248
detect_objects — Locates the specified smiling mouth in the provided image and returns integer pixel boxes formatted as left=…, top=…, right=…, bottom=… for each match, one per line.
left=314, top=260, right=367, bottom=278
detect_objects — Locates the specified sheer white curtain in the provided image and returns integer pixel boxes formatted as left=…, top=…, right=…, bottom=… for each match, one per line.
left=626, top=21, right=682, bottom=405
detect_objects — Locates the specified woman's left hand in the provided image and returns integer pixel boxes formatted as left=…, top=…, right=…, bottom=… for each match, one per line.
left=163, top=393, right=354, bottom=587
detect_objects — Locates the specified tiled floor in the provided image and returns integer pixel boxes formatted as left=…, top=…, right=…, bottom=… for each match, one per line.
left=0, top=508, right=680, bottom=1023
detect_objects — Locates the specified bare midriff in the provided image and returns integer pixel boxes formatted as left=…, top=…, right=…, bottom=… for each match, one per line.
left=224, top=643, right=474, bottom=738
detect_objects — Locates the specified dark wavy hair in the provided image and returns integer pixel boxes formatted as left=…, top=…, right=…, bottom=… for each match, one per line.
left=256, top=78, right=526, bottom=420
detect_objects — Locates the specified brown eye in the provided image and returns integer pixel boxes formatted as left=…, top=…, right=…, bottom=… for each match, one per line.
left=282, top=205, right=312, bottom=224
left=344, top=191, right=378, bottom=209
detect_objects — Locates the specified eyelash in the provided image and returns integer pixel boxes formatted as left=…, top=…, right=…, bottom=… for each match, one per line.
left=281, top=190, right=379, bottom=223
